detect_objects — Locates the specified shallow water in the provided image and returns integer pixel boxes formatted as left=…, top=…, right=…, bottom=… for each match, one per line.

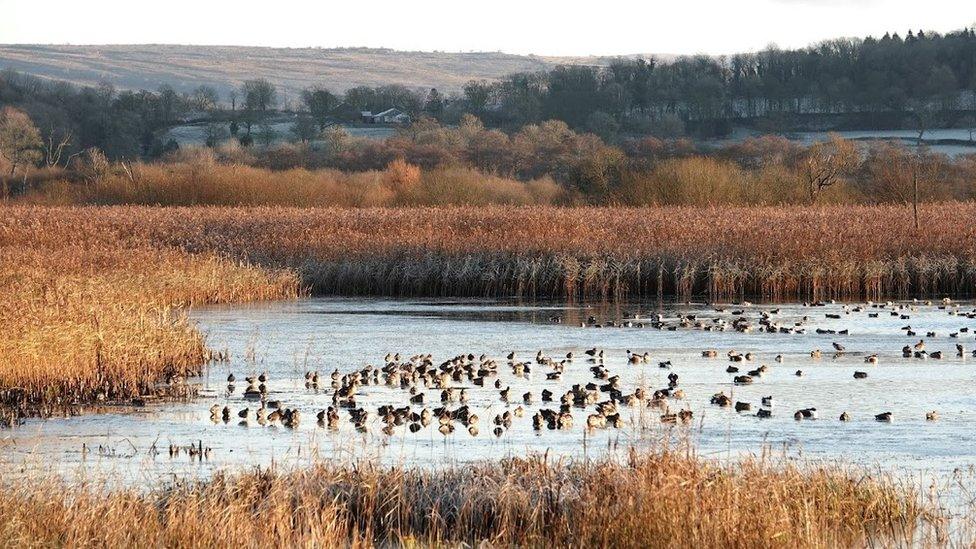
left=3, top=297, right=976, bottom=487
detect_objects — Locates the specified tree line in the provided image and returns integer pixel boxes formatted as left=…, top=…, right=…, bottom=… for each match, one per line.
left=3, top=25, right=975, bottom=163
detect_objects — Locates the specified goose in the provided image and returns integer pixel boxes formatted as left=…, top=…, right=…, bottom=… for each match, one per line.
left=586, top=413, right=606, bottom=430
left=710, top=392, right=732, bottom=407
left=795, top=407, right=818, bottom=420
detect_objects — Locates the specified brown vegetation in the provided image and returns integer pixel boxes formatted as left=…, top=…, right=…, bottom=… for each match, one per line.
left=3, top=203, right=973, bottom=416
left=13, top=129, right=976, bottom=209
left=0, top=451, right=933, bottom=548
left=5, top=204, right=976, bottom=302
left=20, top=155, right=564, bottom=207
left=0, top=210, right=299, bottom=419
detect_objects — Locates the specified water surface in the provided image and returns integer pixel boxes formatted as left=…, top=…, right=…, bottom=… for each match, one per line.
left=3, top=298, right=976, bottom=487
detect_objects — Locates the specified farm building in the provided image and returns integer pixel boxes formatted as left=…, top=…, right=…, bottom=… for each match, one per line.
left=361, top=108, right=411, bottom=124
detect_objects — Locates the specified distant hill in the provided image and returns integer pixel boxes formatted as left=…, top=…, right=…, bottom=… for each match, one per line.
left=0, top=44, right=664, bottom=101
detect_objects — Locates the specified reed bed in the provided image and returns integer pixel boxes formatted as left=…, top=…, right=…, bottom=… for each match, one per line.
left=5, top=203, right=974, bottom=302
left=0, top=450, right=934, bottom=548
left=3, top=203, right=973, bottom=413
left=0, top=218, right=300, bottom=419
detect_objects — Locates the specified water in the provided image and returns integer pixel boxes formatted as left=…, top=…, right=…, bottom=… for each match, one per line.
left=3, top=297, right=976, bottom=487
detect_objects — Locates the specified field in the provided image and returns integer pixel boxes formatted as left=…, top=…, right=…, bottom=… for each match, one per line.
left=0, top=44, right=644, bottom=96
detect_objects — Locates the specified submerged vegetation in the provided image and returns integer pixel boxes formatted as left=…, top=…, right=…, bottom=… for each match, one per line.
left=0, top=451, right=934, bottom=547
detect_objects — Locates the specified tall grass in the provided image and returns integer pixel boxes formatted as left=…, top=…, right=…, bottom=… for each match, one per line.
left=3, top=203, right=973, bottom=413
left=0, top=451, right=933, bottom=548
left=0, top=213, right=299, bottom=419
left=8, top=203, right=970, bottom=302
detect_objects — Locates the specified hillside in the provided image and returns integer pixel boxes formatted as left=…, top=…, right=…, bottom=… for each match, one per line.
left=0, top=44, right=655, bottom=99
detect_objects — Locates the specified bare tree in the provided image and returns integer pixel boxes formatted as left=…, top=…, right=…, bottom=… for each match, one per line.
left=865, top=141, right=944, bottom=229
left=799, top=134, right=858, bottom=203
left=908, top=100, right=940, bottom=143
left=42, top=127, right=72, bottom=168
left=0, top=107, right=43, bottom=199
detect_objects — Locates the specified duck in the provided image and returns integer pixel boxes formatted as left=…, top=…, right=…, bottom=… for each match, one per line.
left=926, top=411, right=939, bottom=421
left=839, top=411, right=851, bottom=421
left=875, top=411, right=893, bottom=422
left=853, top=371, right=868, bottom=379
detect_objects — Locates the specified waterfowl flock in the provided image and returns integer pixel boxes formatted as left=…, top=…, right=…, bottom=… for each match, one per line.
left=206, top=298, right=976, bottom=442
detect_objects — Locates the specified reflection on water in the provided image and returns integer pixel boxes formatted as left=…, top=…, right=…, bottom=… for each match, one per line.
left=2, top=297, right=976, bottom=487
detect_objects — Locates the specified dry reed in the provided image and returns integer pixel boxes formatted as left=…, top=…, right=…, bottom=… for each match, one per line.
left=0, top=212, right=300, bottom=419
left=3, top=202, right=974, bottom=414
left=0, top=450, right=933, bottom=548
left=6, top=203, right=971, bottom=302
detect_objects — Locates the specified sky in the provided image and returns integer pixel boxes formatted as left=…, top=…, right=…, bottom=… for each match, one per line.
left=0, top=0, right=973, bottom=56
